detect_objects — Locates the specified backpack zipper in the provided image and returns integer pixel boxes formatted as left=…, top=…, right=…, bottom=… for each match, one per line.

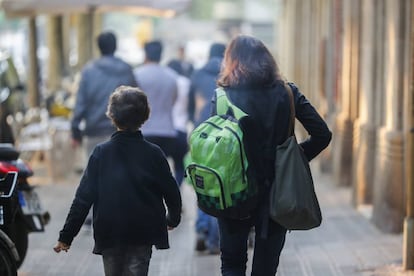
left=204, top=121, right=223, bottom=129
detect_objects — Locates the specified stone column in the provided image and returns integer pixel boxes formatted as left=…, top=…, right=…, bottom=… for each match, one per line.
left=332, top=0, right=360, bottom=187
left=352, top=0, right=377, bottom=206
left=275, top=0, right=299, bottom=81
left=76, top=11, right=94, bottom=70
left=403, top=0, right=414, bottom=268
left=312, top=0, right=334, bottom=172
left=275, top=0, right=306, bottom=99
left=297, top=0, right=311, bottom=95
left=291, top=0, right=315, bottom=140
left=319, top=0, right=337, bottom=173
left=61, top=15, right=71, bottom=77
left=92, top=13, right=103, bottom=59
left=372, top=0, right=406, bottom=233
left=27, top=17, right=40, bottom=108
left=316, top=0, right=329, bottom=112
left=308, top=0, right=323, bottom=106
left=46, top=15, right=64, bottom=94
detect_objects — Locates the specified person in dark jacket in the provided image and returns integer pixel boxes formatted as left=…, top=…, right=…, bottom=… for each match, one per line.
left=71, top=31, right=137, bottom=157
left=54, top=86, right=182, bottom=276
left=214, top=35, right=332, bottom=275
left=189, top=43, right=226, bottom=126
left=169, top=45, right=194, bottom=78
left=189, top=43, right=226, bottom=254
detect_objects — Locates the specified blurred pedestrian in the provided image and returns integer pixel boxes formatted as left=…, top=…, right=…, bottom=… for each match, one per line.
left=134, top=41, right=178, bottom=180
left=71, top=31, right=137, bottom=160
left=189, top=43, right=226, bottom=126
left=167, top=60, right=191, bottom=186
left=71, top=31, right=137, bottom=227
left=214, top=35, right=332, bottom=275
left=169, top=44, right=194, bottom=78
left=189, top=42, right=226, bottom=254
left=54, top=86, right=182, bottom=276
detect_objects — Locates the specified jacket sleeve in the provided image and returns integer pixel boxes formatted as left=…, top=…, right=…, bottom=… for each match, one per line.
left=291, top=83, right=332, bottom=161
left=127, top=66, right=138, bottom=87
left=58, top=148, right=99, bottom=245
left=188, top=84, right=196, bottom=123
left=71, top=69, right=89, bottom=141
left=156, top=151, right=182, bottom=228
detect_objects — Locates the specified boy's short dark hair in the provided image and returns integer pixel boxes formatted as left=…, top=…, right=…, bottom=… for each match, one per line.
left=106, top=86, right=150, bottom=130
left=144, top=41, right=162, bottom=62
left=97, top=32, right=117, bottom=56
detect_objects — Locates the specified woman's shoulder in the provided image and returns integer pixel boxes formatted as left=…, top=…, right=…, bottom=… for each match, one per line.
left=279, top=81, right=304, bottom=103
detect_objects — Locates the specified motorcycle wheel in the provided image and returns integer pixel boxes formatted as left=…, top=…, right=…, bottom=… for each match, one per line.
left=7, top=216, right=28, bottom=269
left=0, top=240, right=18, bottom=276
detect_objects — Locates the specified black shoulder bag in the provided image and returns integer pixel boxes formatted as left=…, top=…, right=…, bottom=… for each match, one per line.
left=269, top=83, right=322, bottom=230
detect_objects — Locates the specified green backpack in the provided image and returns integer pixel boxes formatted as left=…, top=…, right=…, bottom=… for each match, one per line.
left=186, top=87, right=258, bottom=219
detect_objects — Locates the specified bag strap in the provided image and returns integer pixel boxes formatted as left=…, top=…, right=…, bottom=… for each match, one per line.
left=215, top=87, right=247, bottom=120
left=284, top=82, right=295, bottom=136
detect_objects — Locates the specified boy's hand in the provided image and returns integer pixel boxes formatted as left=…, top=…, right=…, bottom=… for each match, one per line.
left=167, top=226, right=174, bottom=231
left=53, top=241, right=70, bottom=253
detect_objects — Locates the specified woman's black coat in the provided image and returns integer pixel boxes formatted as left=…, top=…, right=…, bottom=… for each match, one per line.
left=213, top=81, right=332, bottom=205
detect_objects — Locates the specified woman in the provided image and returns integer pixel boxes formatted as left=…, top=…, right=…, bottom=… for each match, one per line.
left=214, top=35, right=332, bottom=275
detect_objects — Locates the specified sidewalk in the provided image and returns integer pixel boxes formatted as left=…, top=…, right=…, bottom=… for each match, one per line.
left=17, top=162, right=414, bottom=276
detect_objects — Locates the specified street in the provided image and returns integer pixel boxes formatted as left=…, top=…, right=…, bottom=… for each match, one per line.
left=17, top=163, right=411, bottom=276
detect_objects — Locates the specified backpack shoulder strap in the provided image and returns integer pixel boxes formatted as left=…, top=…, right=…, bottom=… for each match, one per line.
left=215, top=87, right=247, bottom=120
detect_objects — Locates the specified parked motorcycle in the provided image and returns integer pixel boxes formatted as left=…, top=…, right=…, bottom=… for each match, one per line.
left=0, top=171, right=19, bottom=276
left=0, top=143, right=50, bottom=268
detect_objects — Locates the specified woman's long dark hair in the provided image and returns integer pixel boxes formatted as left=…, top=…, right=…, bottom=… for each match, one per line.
left=217, top=35, right=282, bottom=88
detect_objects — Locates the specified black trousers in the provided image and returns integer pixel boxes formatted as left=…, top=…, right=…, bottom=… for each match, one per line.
left=218, top=216, right=286, bottom=276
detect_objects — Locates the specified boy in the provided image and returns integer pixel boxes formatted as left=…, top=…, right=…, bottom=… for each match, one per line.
left=54, top=86, right=182, bottom=276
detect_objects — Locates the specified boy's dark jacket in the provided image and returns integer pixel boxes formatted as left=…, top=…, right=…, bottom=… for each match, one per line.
left=58, top=131, right=182, bottom=254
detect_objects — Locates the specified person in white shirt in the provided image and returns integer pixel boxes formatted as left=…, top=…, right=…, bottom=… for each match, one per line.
left=167, top=60, right=191, bottom=186
left=133, top=41, right=178, bottom=178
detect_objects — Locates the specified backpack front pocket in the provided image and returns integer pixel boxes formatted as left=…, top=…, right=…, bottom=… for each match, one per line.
left=187, top=164, right=227, bottom=210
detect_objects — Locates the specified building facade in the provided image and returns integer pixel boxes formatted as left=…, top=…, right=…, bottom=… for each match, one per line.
left=274, top=0, right=414, bottom=268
